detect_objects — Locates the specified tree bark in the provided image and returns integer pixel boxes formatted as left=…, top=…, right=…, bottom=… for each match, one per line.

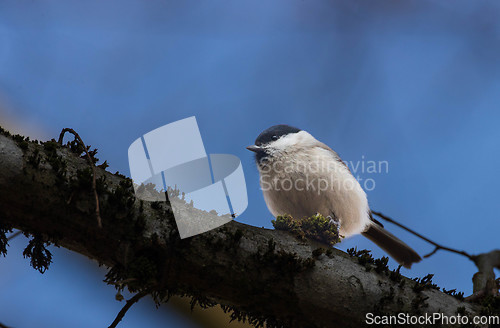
left=0, top=132, right=480, bottom=327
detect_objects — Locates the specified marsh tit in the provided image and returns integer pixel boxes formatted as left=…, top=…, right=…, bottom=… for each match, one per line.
left=247, top=124, right=421, bottom=268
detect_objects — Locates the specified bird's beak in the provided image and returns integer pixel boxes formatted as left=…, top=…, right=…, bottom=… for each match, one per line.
left=246, top=145, right=262, bottom=153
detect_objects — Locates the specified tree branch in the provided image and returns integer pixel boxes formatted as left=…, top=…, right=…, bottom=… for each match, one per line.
left=0, top=132, right=482, bottom=327
left=108, top=289, right=151, bottom=328
left=371, top=211, right=474, bottom=260
left=372, top=208, right=500, bottom=297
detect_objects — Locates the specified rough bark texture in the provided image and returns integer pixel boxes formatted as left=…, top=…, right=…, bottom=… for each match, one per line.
left=0, top=132, right=480, bottom=327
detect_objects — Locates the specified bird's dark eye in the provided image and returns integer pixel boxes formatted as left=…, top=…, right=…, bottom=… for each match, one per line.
left=271, top=135, right=278, bottom=141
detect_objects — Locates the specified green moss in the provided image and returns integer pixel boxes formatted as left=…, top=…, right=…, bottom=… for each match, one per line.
left=253, top=238, right=315, bottom=274
left=85, top=146, right=99, bottom=164
left=374, top=256, right=390, bottom=274
left=347, top=248, right=377, bottom=271
left=272, top=214, right=301, bottom=233
left=64, top=137, right=86, bottom=156
left=12, top=134, right=29, bottom=150
left=443, top=288, right=465, bottom=301
left=153, top=285, right=291, bottom=328
left=105, top=255, right=159, bottom=293
left=105, top=179, right=135, bottom=216
left=104, top=224, right=312, bottom=328
left=22, top=234, right=53, bottom=274
left=135, top=183, right=164, bottom=201
left=95, top=175, right=107, bottom=193
left=389, top=265, right=404, bottom=284
left=128, top=256, right=157, bottom=287
left=71, top=167, right=93, bottom=189
left=43, top=139, right=67, bottom=184
left=203, top=226, right=244, bottom=254
left=412, top=274, right=439, bottom=293
left=346, top=248, right=451, bottom=299
left=189, top=295, right=217, bottom=311
left=272, top=214, right=341, bottom=247
left=167, top=186, right=181, bottom=199
left=0, top=223, right=13, bottom=257
left=0, top=125, right=11, bottom=137
left=478, top=295, right=500, bottom=317
left=62, top=136, right=100, bottom=163
left=97, top=160, right=109, bottom=169
left=27, top=148, right=41, bottom=168
left=221, top=305, right=281, bottom=328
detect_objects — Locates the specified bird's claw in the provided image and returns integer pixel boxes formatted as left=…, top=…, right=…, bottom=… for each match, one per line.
left=326, top=215, right=341, bottom=231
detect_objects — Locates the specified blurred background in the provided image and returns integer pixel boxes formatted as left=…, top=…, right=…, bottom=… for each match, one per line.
left=1, top=0, right=500, bottom=327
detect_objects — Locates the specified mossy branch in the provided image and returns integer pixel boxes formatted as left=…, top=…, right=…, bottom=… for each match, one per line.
left=0, top=128, right=486, bottom=328
left=272, top=214, right=342, bottom=246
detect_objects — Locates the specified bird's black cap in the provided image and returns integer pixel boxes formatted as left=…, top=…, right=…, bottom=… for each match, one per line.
left=254, top=124, right=301, bottom=146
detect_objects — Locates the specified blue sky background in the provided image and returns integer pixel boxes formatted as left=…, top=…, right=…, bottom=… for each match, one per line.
left=1, top=1, right=500, bottom=327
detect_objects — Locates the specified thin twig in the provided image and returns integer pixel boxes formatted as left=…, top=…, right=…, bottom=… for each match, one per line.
left=108, top=289, right=150, bottom=328
left=7, top=231, right=22, bottom=241
left=371, top=211, right=474, bottom=261
left=58, top=128, right=102, bottom=228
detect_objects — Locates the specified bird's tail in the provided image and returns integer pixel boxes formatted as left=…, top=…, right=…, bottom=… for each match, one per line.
left=362, top=223, right=421, bottom=269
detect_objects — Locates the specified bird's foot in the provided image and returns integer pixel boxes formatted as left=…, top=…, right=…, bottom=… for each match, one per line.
left=326, top=214, right=341, bottom=231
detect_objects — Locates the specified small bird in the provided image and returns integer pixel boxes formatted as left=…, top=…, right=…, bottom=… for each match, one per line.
left=247, top=124, right=421, bottom=268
